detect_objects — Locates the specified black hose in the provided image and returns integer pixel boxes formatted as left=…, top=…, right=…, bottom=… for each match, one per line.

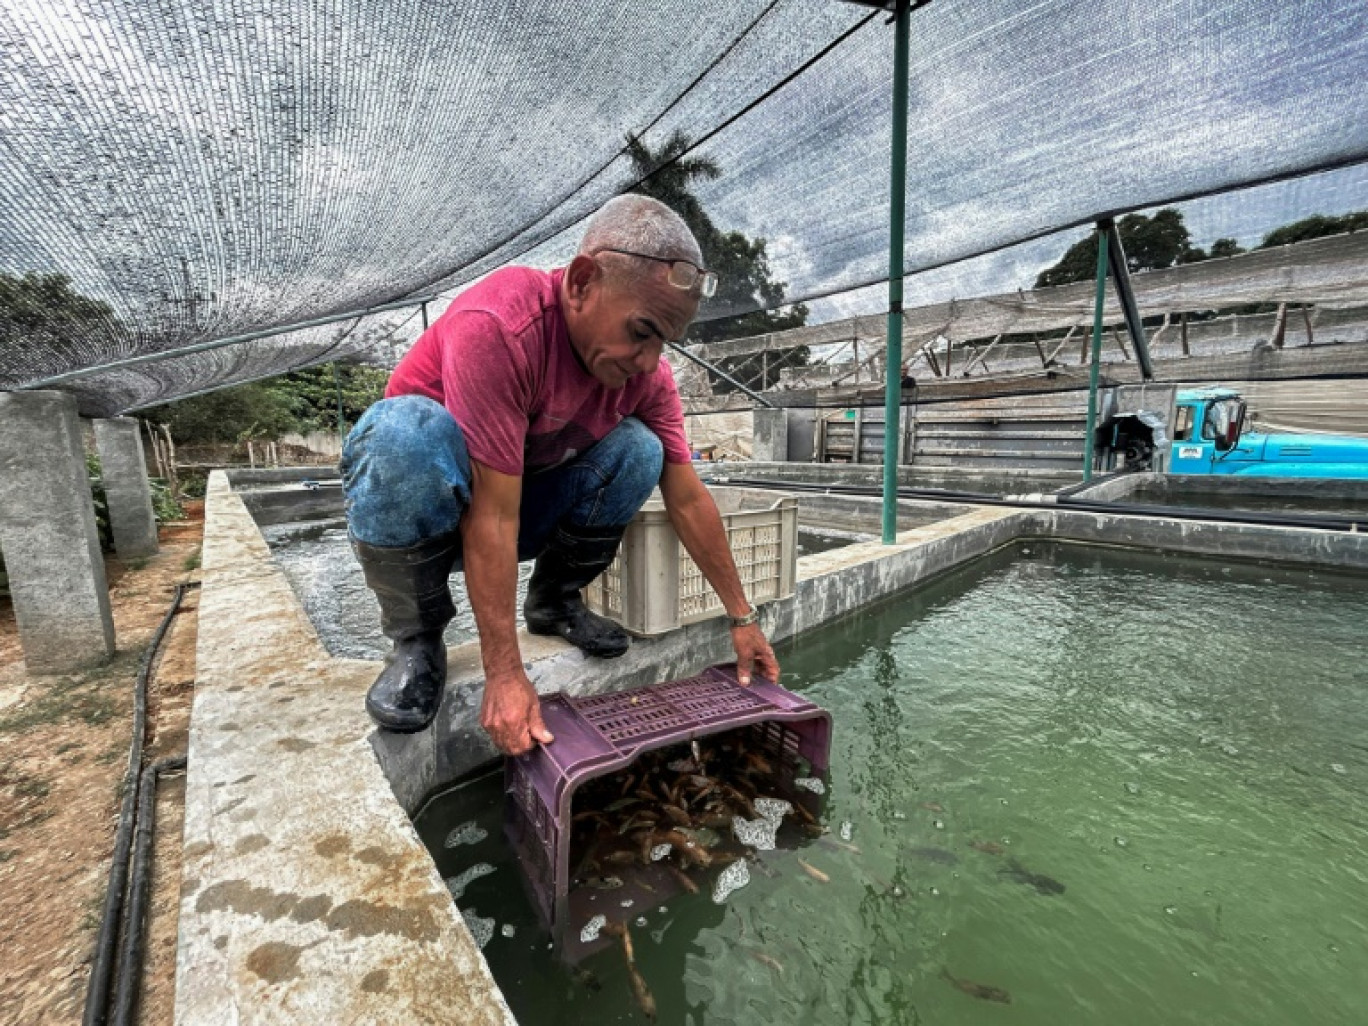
left=720, top=476, right=1368, bottom=533
left=83, top=582, right=188, bottom=1026
left=110, top=756, right=187, bottom=1026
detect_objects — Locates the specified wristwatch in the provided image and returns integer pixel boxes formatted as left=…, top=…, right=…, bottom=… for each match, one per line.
left=728, top=606, right=759, bottom=629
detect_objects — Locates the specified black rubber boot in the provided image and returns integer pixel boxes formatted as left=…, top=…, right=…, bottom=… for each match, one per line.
left=353, top=530, right=460, bottom=733
left=523, top=524, right=631, bottom=658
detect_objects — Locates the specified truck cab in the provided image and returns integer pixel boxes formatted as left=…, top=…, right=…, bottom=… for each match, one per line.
left=1169, top=388, right=1368, bottom=478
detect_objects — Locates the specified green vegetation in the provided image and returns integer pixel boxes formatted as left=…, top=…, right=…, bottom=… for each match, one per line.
left=183, top=546, right=202, bottom=572
left=82, top=452, right=183, bottom=552
left=1036, top=207, right=1368, bottom=288
left=623, top=132, right=808, bottom=389
left=0, top=271, right=118, bottom=354
left=86, top=451, right=114, bottom=551
left=0, top=660, right=129, bottom=734
left=143, top=362, right=389, bottom=444
left=1260, top=210, right=1368, bottom=248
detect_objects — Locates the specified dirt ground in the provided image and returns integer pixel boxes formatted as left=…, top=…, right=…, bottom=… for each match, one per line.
left=0, top=501, right=203, bottom=1026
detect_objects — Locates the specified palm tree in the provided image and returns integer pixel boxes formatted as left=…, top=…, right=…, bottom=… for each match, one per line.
left=624, top=131, right=722, bottom=253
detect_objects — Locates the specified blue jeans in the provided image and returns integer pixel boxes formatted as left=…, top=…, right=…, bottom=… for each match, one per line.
left=340, top=395, right=664, bottom=557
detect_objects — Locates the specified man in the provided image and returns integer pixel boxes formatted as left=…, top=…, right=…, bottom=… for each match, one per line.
left=341, top=194, right=781, bottom=755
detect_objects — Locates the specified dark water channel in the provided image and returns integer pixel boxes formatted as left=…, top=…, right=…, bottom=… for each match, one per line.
left=418, top=541, right=1368, bottom=1025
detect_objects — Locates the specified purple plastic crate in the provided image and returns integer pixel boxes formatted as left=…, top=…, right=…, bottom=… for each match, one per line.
left=504, top=663, right=832, bottom=941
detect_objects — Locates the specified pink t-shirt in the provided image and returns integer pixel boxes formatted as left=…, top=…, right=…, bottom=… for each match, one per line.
left=386, top=266, right=693, bottom=477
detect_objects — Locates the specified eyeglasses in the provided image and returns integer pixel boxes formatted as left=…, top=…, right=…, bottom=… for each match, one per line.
left=593, top=247, right=718, bottom=298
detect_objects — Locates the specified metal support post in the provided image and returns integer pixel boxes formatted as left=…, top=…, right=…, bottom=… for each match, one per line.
left=1083, top=225, right=1111, bottom=482
left=1102, top=219, right=1154, bottom=379
left=665, top=341, right=775, bottom=407
left=882, top=0, right=911, bottom=544
left=332, top=362, right=345, bottom=435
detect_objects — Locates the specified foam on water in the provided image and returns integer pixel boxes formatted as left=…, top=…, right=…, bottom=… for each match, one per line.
left=712, top=859, right=750, bottom=904
left=579, top=914, right=606, bottom=943
left=461, top=910, right=494, bottom=949
left=444, top=821, right=488, bottom=848
left=732, top=815, right=779, bottom=850
left=753, top=797, right=792, bottom=822
left=445, top=862, right=495, bottom=900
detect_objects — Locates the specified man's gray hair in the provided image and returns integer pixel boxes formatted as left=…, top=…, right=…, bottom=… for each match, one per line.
left=578, top=194, right=704, bottom=288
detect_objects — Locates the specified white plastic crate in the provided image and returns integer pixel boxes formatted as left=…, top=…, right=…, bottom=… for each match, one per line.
left=583, top=487, right=798, bottom=636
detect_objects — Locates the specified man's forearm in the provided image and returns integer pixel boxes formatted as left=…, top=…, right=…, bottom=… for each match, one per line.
left=460, top=513, right=523, bottom=679
left=666, top=489, right=752, bottom=617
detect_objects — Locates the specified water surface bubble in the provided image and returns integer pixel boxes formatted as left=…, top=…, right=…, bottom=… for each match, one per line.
left=501, top=923, right=515, bottom=938
left=712, top=860, right=751, bottom=904
left=754, top=797, right=793, bottom=823
left=462, top=910, right=494, bottom=949
left=892, top=811, right=908, bottom=821
left=1165, top=905, right=1178, bottom=915
left=934, top=820, right=945, bottom=830
left=636, top=916, right=648, bottom=927
left=650, top=843, right=672, bottom=862
left=733, top=816, right=780, bottom=850
left=1330, top=763, right=1348, bottom=775
left=1115, top=836, right=1129, bottom=847
left=579, top=914, right=607, bottom=943
left=839, top=821, right=853, bottom=841
left=444, top=820, right=488, bottom=848
left=445, top=862, right=496, bottom=900
left=1124, top=782, right=1141, bottom=795
left=794, top=777, right=826, bottom=795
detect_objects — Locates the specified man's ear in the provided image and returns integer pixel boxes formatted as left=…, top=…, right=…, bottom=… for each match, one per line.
left=563, top=254, right=600, bottom=312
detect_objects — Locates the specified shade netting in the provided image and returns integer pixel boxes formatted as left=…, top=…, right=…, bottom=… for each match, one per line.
left=1, top=0, right=1365, bottom=414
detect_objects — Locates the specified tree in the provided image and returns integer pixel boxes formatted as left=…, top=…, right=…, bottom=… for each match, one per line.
left=1034, top=208, right=1204, bottom=289
left=1259, top=210, right=1368, bottom=248
left=621, top=132, right=808, bottom=391
left=0, top=271, right=118, bottom=361
left=269, top=363, right=390, bottom=434
left=145, top=379, right=298, bottom=444
left=1208, top=237, right=1244, bottom=258
left=143, top=361, right=389, bottom=444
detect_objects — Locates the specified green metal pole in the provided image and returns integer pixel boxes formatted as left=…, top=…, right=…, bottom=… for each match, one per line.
left=332, top=361, right=346, bottom=437
left=1082, top=224, right=1111, bottom=482
left=882, top=0, right=911, bottom=544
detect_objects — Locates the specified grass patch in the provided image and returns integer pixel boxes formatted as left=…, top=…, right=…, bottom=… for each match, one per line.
left=0, top=650, right=140, bottom=734
left=126, top=557, right=148, bottom=572
left=79, top=892, right=103, bottom=931
left=15, top=777, right=49, bottom=800
left=182, top=546, right=202, bottom=572
left=0, top=673, right=118, bottom=733
left=0, top=849, right=15, bottom=863
left=54, top=741, right=81, bottom=755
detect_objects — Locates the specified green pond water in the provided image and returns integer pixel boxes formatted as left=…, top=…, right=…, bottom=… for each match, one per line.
left=414, top=541, right=1368, bottom=1026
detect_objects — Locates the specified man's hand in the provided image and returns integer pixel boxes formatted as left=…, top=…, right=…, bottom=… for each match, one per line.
left=731, top=622, right=780, bottom=686
left=481, top=669, right=555, bottom=756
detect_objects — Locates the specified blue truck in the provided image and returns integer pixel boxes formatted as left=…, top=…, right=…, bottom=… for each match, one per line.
left=1167, top=387, right=1368, bottom=479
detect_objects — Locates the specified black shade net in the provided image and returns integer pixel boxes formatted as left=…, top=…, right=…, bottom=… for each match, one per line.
left=1, top=0, right=1365, bottom=416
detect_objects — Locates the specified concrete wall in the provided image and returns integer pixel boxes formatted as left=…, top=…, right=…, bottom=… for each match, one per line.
left=751, top=408, right=789, bottom=462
